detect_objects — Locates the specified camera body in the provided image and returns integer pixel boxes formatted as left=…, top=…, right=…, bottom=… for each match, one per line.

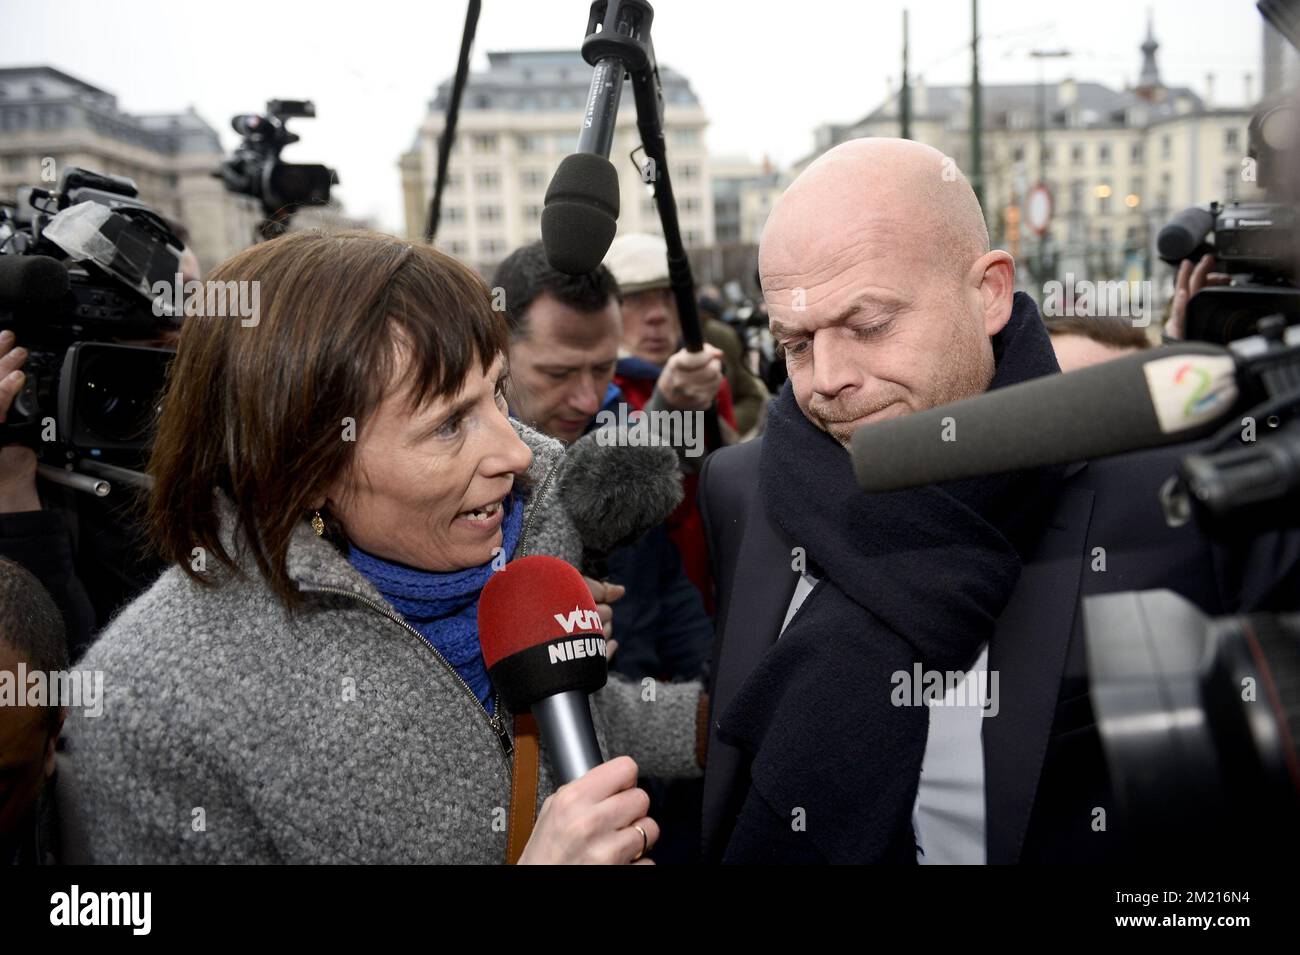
left=0, top=165, right=180, bottom=464
left=1158, top=99, right=1300, bottom=343
left=214, top=99, right=338, bottom=224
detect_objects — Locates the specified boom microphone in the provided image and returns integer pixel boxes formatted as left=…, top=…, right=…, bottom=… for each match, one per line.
left=478, top=555, right=609, bottom=783
left=541, top=0, right=655, bottom=275
left=851, top=343, right=1242, bottom=492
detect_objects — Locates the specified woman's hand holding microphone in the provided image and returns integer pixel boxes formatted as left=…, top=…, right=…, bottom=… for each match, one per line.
left=518, top=755, right=659, bottom=864
left=517, top=576, right=652, bottom=863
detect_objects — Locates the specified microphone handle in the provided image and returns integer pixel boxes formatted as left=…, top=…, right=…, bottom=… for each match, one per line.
left=532, top=689, right=605, bottom=785
left=575, top=57, right=624, bottom=157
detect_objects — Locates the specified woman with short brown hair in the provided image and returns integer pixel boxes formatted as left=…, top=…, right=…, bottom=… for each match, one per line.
left=65, top=229, right=702, bottom=864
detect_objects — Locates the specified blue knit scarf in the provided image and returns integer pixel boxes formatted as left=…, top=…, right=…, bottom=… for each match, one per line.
left=347, top=490, right=525, bottom=714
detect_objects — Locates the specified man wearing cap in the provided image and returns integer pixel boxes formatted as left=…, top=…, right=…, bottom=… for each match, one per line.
left=603, top=233, right=739, bottom=613
left=696, top=289, right=770, bottom=438
left=602, top=234, right=740, bottom=441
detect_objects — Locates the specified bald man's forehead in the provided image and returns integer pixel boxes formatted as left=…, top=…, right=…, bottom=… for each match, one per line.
left=760, top=137, right=987, bottom=297
left=760, top=212, right=936, bottom=307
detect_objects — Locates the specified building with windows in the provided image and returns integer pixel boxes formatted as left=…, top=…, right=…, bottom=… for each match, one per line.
left=712, top=155, right=787, bottom=247
left=799, top=18, right=1265, bottom=296
left=0, top=66, right=260, bottom=273
left=401, top=50, right=713, bottom=274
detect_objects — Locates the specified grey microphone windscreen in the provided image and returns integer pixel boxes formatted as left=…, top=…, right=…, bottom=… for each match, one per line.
left=851, top=343, right=1239, bottom=492
left=560, top=426, right=684, bottom=556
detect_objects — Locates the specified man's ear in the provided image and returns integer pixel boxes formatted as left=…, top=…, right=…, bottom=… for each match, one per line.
left=970, top=250, right=1016, bottom=337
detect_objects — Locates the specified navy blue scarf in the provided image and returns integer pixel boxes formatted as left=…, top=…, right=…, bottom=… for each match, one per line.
left=348, top=490, right=525, bottom=714
left=718, top=292, right=1062, bottom=863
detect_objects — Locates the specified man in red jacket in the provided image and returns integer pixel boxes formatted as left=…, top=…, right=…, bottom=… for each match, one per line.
left=603, top=233, right=737, bottom=613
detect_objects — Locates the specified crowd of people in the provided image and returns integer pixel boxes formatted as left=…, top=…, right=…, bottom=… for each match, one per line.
left=1, top=136, right=1295, bottom=865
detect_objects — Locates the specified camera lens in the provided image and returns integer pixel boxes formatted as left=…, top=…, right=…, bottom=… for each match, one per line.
left=76, top=348, right=164, bottom=444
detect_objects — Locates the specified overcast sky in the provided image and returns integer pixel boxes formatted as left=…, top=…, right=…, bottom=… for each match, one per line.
left=0, top=0, right=1268, bottom=231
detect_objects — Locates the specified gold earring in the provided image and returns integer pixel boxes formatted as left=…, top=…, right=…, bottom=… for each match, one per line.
left=311, top=511, right=325, bottom=537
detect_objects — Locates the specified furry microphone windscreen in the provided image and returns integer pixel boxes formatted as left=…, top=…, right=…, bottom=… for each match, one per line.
left=559, top=425, right=684, bottom=556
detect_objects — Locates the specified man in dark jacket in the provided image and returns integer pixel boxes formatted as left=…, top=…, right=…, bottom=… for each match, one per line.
left=698, top=137, right=1299, bottom=864
left=493, top=242, right=713, bottom=680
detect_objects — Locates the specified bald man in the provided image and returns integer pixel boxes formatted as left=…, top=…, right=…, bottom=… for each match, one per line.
left=697, top=138, right=1298, bottom=865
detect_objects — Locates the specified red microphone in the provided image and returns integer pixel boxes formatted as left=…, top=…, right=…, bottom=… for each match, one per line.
left=478, top=555, right=609, bottom=783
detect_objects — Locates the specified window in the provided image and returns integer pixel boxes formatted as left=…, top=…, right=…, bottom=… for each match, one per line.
left=444, top=206, right=464, bottom=223
left=474, top=169, right=500, bottom=189
left=3, top=154, right=25, bottom=173
left=1040, top=144, right=1053, bottom=164
left=518, top=134, right=543, bottom=153
left=1225, top=166, right=1239, bottom=200
left=683, top=230, right=702, bottom=246
left=681, top=196, right=699, bottom=214
left=471, top=134, right=498, bottom=153
left=1012, top=145, right=1025, bottom=162
left=520, top=168, right=545, bottom=189
left=477, top=205, right=502, bottom=223
left=1225, top=128, right=1239, bottom=151
left=1097, top=194, right=1111, bottom=215
left=1098, top=227, right=1111, bottom=245
left=524, top=204, right=542, bottom=221
left=1070, top=179, right=1084, bottom=209
left=1071, top=143, right=1085, bottom=163
left=1161, top=134, right=1171, bottom=159
left=679, top=163, right=699, bottom=182
left=1130, top=142, right=1143, bottom=163
left=448, top=240, right=468, bottom=256
left=1098, top=142, right=1111, bottom=165
left=672, top=128, right=700, bottom=146
left=479, top=238, right=506, bottom=257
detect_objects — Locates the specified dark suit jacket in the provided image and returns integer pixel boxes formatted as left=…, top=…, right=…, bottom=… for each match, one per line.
left=698, top=436, right=1298, bottom=863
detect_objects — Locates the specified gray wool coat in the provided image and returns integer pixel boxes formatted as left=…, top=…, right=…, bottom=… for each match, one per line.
left=64, top=421, right=702, bottom=864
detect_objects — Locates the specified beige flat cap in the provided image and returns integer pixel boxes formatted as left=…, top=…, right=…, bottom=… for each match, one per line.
left=603, top=232, right=670, bottom=294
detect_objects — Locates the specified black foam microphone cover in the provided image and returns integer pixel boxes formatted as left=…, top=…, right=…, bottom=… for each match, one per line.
left=0, top=254, right=70, bottom=306
left=1157, top=207, right=1216, bottom=264
left=541, top=153, right=620, bottom=275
